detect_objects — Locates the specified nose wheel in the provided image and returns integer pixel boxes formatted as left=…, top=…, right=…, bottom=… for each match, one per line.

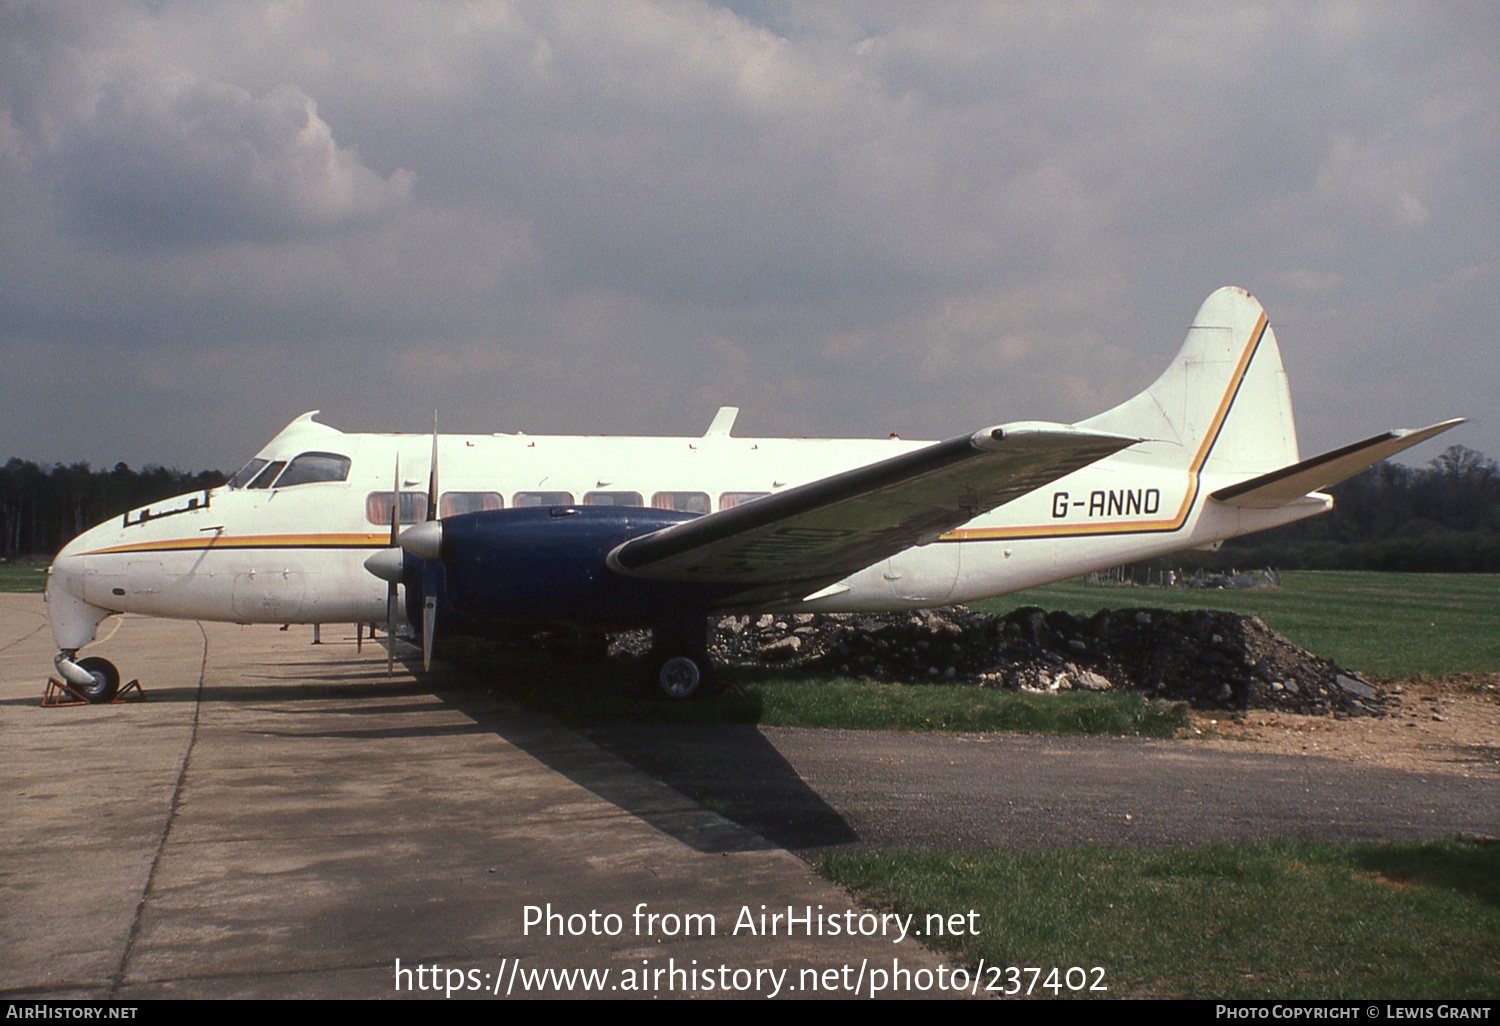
left=73, top=657, right=121, bottom=703
left=49, top=654, right=124, bottom=704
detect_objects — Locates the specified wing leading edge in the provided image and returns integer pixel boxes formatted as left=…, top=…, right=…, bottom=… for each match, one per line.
left=607, top=423, right=1137, bottom=597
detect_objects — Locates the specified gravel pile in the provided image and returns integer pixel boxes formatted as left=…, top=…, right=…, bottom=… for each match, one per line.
left=707, top=606, right=1388, bottom=717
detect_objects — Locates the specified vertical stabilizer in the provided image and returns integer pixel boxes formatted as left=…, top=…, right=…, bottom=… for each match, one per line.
left=1078, top=286, right=1299, bottom=475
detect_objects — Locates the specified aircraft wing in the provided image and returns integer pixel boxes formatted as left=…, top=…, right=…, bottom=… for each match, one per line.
left=1211, top=419, right=1464, bottom=509
left=607, top=423, right=1136, bottom=593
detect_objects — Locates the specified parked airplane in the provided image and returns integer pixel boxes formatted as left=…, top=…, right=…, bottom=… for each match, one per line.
left=46, top=287, right=1459, bottom=701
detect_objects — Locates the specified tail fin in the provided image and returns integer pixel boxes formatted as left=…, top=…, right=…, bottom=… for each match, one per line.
left=1078, top=286, right=1298, bottom=475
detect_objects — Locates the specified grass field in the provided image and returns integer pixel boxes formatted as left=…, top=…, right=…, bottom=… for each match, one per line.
left=0, top=562, right=47, bottom=592
left=474, top=658, right=1190, bottom=737
left=823, top=839, right=1500, bottom=999
left=979, top=570, right=1500, bottom=678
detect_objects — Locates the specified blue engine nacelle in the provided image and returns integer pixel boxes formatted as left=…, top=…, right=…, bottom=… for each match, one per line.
left=403, top=505, right=740, bottom=633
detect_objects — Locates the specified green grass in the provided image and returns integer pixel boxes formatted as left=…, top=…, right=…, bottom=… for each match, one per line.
left=978, top=571, right=1500, bottom=678
left=822, top=839, right=1500, bottom=999
left=746, top=672, right=1185, bottom=735
left=456, top=652, right=1188, bottom=737
left=0, top=562, right=48, bottom=592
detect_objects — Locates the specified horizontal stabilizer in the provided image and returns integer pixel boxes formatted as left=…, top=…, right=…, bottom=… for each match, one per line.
left=1211, top=419, right=1464, bottom=509
left=609, top=423, right=1136, bottom=593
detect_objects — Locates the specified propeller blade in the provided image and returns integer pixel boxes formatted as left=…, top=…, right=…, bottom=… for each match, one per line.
left=421, top=412, right=439, bottom=670
left=423, top=590, right=437, bottom=671
left=426, top=411, right=439, bottom=522
left=387, top=454, right=400, bottom=676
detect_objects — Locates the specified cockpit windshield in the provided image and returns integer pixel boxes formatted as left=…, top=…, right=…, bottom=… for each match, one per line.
left=275, top=452, right=352, bottom=487
left=227, top=458, right=269, bottom=489
left=247, top=460, right=287, bottom=489
left=226, top=452, right=350, bottom=490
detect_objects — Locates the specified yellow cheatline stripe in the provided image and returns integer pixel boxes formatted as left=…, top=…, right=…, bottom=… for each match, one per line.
left=83, top=533, right=390, bottom=556
left=942, top=312, right=1269, bottom=543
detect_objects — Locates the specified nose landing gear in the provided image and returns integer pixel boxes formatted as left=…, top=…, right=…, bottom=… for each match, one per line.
left=48, top=652, right=140, bottom=705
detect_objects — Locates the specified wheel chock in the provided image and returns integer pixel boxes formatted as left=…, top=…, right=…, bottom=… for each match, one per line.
left=41, top=677, right=146, bottom=707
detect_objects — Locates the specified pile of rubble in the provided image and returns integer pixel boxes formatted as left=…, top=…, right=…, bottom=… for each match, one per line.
left=708, top=606, right=1389, bottom=717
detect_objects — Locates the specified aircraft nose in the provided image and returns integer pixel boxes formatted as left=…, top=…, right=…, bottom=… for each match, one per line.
left=48, top=532, right=89, bottom=595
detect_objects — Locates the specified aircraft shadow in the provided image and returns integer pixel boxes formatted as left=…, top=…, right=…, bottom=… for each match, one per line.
left=581, top=720, right=863, bottom=854
left=429, top=677, right=861, bottom=856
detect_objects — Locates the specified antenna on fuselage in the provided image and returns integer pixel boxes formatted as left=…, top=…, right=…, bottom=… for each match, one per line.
left=704, top=406, right=739, bottom=437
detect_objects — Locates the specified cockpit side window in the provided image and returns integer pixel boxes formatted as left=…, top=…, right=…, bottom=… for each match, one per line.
left=275, top=452, right=352, bottom=488
left=228, top=458, right=269, bottom=489
left=247, top=460, right=286, bottom=489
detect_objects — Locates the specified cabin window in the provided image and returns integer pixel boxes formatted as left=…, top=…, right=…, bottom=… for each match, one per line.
left=439, top=491, right=504, bottom=518
left=583, top=491, right=644, bottom=507
left=652, top=491, right=710, bottom=514
left=513, top=491, right=574, bottom=507
left=247, top=461, right=286, bottom=489
left=275, top=452, right=352, bottom=487
left=365, top=492, right=430, bottom=525
left=719, top=491, right=770, bottom=509
left=227, top=458, right=269, bottom=489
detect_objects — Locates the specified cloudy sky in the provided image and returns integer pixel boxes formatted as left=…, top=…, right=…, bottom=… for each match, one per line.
left=2, top=1, right=1495, bottom=472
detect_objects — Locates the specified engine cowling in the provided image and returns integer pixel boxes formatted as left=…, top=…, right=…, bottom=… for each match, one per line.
left=405, top=505, right=738, bottom=632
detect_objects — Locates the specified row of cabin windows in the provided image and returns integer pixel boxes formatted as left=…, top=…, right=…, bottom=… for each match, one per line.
left=224, top=454, right=770, bottom=521
left=365, top=489, right=771, bottom=525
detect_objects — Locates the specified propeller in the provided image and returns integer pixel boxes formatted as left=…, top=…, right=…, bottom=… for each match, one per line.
left=359, top=454, right=409, bottom=674
left=384, top=414, right=444, bottom=672
left=387, top=454, right=401, bottom=675
left=422, top=414, right=439, bottom=671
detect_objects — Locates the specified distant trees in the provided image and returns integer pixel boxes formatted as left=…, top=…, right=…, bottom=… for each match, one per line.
left=1207, top=444, right=1500, bottom=572
left=0, top=459, right=224, bottom=560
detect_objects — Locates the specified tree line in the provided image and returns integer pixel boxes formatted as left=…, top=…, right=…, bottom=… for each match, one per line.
left=0, top=459, right=224, bottom=560
left=1188, top=443, right=1500, bottom=573
left=2, top=444, right=1497, bottom=571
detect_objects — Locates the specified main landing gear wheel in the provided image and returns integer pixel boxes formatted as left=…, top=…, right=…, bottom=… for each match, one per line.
left=656, top=655, right=705, bottom=699
left=74, top=657, right=120, bottom=704
left=646, top=619, right=714, bottom=700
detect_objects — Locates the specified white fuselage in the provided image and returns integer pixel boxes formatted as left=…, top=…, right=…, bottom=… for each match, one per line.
left=46, top=414, right=1326, bottom=648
